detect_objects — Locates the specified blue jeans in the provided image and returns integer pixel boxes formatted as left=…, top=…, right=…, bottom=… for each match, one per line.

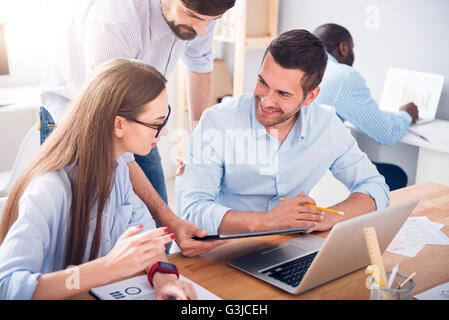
left=134, top=149, right=171, bottom=253
left=134, top=148, right=168, bottom=205
left=39, top=106, right=56, bottom=145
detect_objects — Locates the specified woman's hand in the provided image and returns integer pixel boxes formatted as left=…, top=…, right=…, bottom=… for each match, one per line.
left=154, top=275, right=197, bottom=300
left=102, top=225, right=175, bottom=281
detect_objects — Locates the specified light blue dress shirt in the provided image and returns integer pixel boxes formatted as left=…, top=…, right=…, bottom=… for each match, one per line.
left=0, top=155, right=156, bottom=300
left=316, top=54, right=412, bottom=146
left=176, top=93, right=390, bottom=234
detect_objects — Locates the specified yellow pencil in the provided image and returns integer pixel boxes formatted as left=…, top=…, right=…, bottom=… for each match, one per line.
left=366, top=265, right=395, bottom=300
left=280, top=198, right=345, bottom=215
left=367, top=265, right=387, bottom=287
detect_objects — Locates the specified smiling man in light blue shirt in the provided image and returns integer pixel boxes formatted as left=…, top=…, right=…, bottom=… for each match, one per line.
left=176, top=30, right=390, bottom=235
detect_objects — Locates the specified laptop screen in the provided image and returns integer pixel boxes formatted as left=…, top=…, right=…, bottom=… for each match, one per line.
left=379, top=68, right=444, bottom=121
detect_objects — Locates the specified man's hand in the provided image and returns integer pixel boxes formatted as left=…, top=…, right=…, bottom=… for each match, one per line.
left=399, top=102, right=419, bottom=123
left=176, top=158, right=186, bottom=176
left=306, top=192, right=375, bottom=233
left=264, top=192, right=323, bottom=230
left=170, top=219, right=229, bottom=257
left=305, top=212, right=343, bottom=233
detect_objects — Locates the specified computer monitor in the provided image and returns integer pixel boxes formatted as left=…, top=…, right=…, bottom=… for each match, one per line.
left=379, top=68, right=444, bottom=125
left=0, top=24, right=9, bottom=76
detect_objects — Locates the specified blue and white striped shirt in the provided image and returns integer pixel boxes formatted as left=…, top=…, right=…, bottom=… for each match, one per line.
left=40, top=0, right=216, bottom=124
left=316, top=54, right=412, bottom=146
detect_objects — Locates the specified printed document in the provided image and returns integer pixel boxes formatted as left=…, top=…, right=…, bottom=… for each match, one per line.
left=91, top=274, right=221, bottom=300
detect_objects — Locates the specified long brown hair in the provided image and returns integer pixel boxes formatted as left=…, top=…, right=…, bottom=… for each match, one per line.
left=0, top=59, right=167, bottom=267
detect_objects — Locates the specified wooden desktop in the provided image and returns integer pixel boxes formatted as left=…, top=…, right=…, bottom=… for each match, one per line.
left=76, top=182, right=449, bottom=300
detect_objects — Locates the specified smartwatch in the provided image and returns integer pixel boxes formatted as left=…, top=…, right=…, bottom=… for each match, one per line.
left=147, top=261, right=179, bottom=287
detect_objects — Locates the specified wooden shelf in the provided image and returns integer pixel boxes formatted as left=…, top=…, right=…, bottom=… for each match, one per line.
left=214, top=0, right=279, bottom=97
left=174, top=0, right=279, bottom=158
left=214, top=35, right=274, bottom=50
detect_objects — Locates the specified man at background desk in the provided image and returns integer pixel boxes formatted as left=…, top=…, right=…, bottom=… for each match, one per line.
left=176, top=29, right=390, bottom=235
left=313, top=23, right=419, bottom=191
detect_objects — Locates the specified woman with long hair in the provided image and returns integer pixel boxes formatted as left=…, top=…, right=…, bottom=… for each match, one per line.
left=0, top=58, right=196, bottom=300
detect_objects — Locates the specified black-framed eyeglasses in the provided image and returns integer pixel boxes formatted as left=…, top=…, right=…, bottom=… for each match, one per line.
left=128, top=105, right=171, bottom=138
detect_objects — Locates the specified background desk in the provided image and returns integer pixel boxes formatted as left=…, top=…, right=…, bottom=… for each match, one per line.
left=168, top=182, right=449, bottom=300
left=400, top=120, right=449, bottom=186
left=350, top=119, right=449, bottom=187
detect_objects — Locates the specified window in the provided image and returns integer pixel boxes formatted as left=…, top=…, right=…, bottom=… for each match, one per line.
left=0, top=24, right=9, bottom=75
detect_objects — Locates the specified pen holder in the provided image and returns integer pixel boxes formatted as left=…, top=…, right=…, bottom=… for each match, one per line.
left=369, top=271, right=415, bottom=300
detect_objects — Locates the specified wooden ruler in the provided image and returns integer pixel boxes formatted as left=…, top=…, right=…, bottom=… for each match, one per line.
left=363, top=227, right=388, bottom=286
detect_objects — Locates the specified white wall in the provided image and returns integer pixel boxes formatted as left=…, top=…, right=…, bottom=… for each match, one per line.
left=219, top=0, right=449, bottom=120
left=277, top=0, right=449, bottom=185
left=277, top=0, right=449, bottom=120
left=0, top=0, right=79, bottom=88
left=217, top=0, right=449, bottom=186
left=0, top=0, right=178, bottom=178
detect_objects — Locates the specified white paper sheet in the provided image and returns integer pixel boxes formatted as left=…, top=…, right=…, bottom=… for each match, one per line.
left=431, top=222, right=445, bottom=230
left=414, top=281, right=449, bottom=300
left=90, top=274, right=221, bottom=300
left=386, top=217, right=449, bottom=257
left=409, top=121, right=449, bottom=145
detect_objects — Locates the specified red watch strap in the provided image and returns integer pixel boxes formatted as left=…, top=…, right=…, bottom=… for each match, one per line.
left=147, top=262, right=179, bottom=287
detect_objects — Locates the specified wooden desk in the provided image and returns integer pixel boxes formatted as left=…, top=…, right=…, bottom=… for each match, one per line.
left=168, top=182, right=449, bottom=300
left=76, top=182, right=449, bottom=300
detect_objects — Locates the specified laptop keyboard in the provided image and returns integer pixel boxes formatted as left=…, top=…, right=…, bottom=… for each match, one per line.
left=260, top=251, right=318, bottom=287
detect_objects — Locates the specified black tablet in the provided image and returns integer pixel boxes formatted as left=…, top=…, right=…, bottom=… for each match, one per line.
left=193, top=226, right=309, bottom=240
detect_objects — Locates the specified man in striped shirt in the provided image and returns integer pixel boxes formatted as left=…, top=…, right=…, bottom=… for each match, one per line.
left=314, top=23, right=418, bottom=190
left=39, top=0, right=235, bottom=256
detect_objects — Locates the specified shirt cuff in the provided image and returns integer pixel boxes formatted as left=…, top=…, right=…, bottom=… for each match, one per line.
left=1, top=271, right=41, bottom=300
left=352, top=182, right=391, bottom=211
left=190, top=203, right=231, bottom=235
left=396, top=111, right=413, bottom=125
left=182, top=55, right=214, bottom=74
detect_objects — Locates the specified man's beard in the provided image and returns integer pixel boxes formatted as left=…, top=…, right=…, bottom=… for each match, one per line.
left=161, top=3, right=197, bottom=40
left=166, top=20, right=197, bottom=40
left=254, top=95, right=300, bottom=128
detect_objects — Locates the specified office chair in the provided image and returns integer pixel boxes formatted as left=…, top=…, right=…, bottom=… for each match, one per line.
left=0, top=196, right=7, bottom=220
left=0, top=123, right=40, bottom=196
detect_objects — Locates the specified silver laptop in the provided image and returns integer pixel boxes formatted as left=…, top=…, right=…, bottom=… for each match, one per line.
left=228, top=198, right=419, bottom=295
left=379, top=68, right=444, bottom=125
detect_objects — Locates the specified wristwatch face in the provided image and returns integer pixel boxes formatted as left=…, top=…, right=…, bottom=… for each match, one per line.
left=159, top=261, right=177, bottom=271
